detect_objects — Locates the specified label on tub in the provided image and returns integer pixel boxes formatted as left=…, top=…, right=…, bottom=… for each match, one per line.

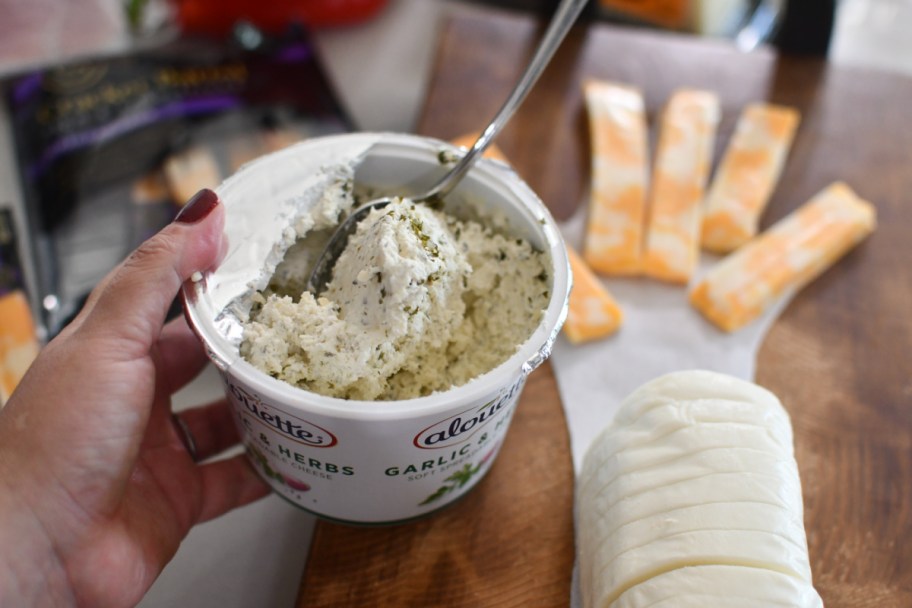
left=221, top=375, right=526, bottom=523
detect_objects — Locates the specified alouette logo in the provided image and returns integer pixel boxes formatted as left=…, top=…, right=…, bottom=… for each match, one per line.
left=413, top=382, right=521, bottom=449
left=228, top=383, right=338, bottom=448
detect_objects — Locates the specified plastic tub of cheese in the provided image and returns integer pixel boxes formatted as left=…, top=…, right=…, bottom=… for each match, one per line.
left=182, top=132, right=571, bottom=524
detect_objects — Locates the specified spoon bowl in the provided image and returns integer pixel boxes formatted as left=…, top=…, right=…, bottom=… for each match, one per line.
left=305, top=196, right=393, bottom=294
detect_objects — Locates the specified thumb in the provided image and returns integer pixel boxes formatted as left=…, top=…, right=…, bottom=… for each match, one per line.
left=78, top=189, right=224, bottom=356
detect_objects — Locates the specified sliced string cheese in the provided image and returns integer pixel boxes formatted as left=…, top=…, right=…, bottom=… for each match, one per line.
left=577, top=471, right=808, bottom=607
left=580, top=469, right=805, bottom=543
left=0, top=290, right=40, bottom=406
left=582, top=80, right=649, bottom=275
left=563, top=245, right=623, bottom=343
left=580, top=396, right=795, bottom=485
left=583, top=400, right=793, bottom=492
left=613, top=368, right=786, bottom=426
left=701, top=103, right=800, bottom=253
left=579, top=415, right=795, bottom=501
left=691, top=181, right=876, bottom=332
left=589, top=502, right=811, bottom=599
left=579, top=501, right=810, bottom=608
left=577, top=371, right=821, bottom=608
left=622, top=398, right=792, bottom=442
left=615, top=397, right=793, bottom=445
left=578, top=425, right=794, bottom=500
left=645, top=594, right=818, bottom=608
left=580, top=445, right=801, bottom=516
left=643, top=90, right=720, bottom=283
left=592, top=529, right=812, bottom=607
left=578, top=470, right=807, bottom=586
left=588, top=501, right=809, bottom=564
left=610, top=565, right=823, bottom=608
left=579, top=378, right=796, bottom=488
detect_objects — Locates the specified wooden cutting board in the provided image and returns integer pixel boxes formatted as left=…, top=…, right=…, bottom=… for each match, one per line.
left=298, top=5, right=912, bottom=606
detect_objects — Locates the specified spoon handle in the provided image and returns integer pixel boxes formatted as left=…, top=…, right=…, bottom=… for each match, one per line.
left=422, top=0, right=591, bottom=201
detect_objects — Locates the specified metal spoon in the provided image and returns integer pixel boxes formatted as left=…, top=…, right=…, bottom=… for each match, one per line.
left=306, top=0, right=590, bottom=295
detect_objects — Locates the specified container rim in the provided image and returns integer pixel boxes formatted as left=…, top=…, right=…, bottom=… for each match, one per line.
left=183, top=132, right=571, bottom=421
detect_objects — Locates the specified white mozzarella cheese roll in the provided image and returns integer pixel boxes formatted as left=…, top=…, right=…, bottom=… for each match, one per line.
left=577, top=370, right=822, bottom=608
left=612, top=565, right=823, bottom=608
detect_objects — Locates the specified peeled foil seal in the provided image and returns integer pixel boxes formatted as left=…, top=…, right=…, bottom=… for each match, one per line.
left=184, top=134, right=377, bottom=370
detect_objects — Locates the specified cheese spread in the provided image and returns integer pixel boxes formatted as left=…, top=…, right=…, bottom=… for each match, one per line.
left=240, top=183, right=550, bottom=401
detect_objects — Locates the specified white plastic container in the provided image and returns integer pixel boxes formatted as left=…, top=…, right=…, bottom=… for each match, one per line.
left=183, top=133, right=571, bottom=524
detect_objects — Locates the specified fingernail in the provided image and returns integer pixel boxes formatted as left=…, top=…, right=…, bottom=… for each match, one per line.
left=175, top=189, right=219, bottom=224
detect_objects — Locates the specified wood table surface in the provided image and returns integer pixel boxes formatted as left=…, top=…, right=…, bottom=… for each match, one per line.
left=299, top=5, right=912, bottom=606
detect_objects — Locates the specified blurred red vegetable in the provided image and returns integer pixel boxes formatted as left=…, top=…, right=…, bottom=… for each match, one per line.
left=175, top=0, right=389, bottom=35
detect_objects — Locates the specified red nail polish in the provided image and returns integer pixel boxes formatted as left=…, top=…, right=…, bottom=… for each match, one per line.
left=176, top=189, right=219, bottom=224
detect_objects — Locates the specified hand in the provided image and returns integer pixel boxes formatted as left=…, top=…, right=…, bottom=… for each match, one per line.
left=0, top=190, right=269, bottom=607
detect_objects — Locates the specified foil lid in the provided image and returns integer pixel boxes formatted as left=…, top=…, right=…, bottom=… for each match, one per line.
left=184, top=134, right=383, bottom=370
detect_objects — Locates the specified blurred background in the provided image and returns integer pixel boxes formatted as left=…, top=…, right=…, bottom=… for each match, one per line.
left=2, top=0, right=911, bottom=134
left=2, top=0, right=909, bottom=339
left=0, top=0, right=909, bottom=605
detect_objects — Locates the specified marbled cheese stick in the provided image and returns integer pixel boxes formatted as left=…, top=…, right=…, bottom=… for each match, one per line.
left=130, top=171, right=170, bottom=205
left=701, top=103, right=800, bottom=253
left=260, top=126, right=302, bottom=153
left=643, top=90, right=720, bottom=283
left=163, top=145, right=222, bottom=205
left=691, top=181, right=876, bottom=332
left=227, top=128, right=303, bottom=173
left=563, top=246, right=623, bottom=343
left=448, top=135, right=621, bottom=344
left=227, top=134, right=267, bottom=173
left=582, top=80, right=649, bottom=275
left=0, top=290, right=39, bottom=406
left=450, top=132, right=510, bottom=163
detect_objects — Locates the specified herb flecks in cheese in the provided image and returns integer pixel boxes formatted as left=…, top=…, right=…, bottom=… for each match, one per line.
left=241, top=195, right=549, bottom=401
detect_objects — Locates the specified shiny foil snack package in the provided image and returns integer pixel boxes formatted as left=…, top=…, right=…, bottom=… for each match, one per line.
left=0, top=29, right=352, bottom=336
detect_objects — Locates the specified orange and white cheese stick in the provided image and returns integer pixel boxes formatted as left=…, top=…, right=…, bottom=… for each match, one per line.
left=701, top=103, right=800, bottom=253
left=164, top=145, right=222, bottom=205
left=261, top=126, right=302, bottom=153
left=448, top=134, right=623, bottom=343
left=227, top=134, right=268, bottom=173
left=0, top=290, right=40, bottom=406
left=690, top=182, right=875, bottom=332
left=564, top=246, right=623, bottom=343
left=450, top=132, right=509, bottom=164
left=131, top=171, right=170, bottom=205
left=642, top=90, right=720, bottom=283
left=582, top=80, right=649, bottom=276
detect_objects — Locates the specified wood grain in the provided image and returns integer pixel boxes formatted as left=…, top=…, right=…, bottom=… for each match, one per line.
left=300, top=5, right=912, bottom=606
left=298, top=363, right=575, bottom=607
